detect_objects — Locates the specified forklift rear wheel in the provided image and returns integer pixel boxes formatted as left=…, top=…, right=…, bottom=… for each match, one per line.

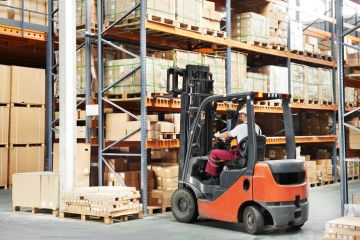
left=171, top=188, right=198, bottom=223
left=243, top=206, right=264, bottom=235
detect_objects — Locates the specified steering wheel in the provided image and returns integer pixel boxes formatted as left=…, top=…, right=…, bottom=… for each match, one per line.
left=238, top=137, right=248, bottom=158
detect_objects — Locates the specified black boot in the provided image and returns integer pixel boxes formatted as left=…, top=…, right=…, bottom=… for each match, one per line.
left=204, top=177, right=219, bottom=185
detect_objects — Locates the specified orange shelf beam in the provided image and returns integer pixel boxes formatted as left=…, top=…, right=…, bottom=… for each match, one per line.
left=0, top=24, right=46, bottom=41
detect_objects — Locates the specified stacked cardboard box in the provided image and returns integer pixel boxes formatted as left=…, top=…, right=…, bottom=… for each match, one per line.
left=232, top=12, right=270, bottom=44
left=105, top=57, right=172, bottom=95
left=0, top=147, right=8, bottom=187
left=345, top=87, right=358, bottom=106
left=176, top=0, right=202, bottom=28
left=105, top=170, right=155, bottom=191
left=148, top=163, right=178, bottom=208
left=151, top=149, right=179, bottom=163
left=316, top=159, right=333, bottom=182
left=323, top=217, right=360, bottom=239
left=245, top=72, right=268, bottom=92
left=202, top=0, right=222, bottom=32
left=228, top=52, right=247, bottom=93
left=61, top=187, right=141, bottom=218
left=290, top=63, right=305, bottom=100
left=6, top=0, right=47, bottom=26
left=305, top=161, right=318, bottom=184
left=304, top=36, right=320, bottom=55
left=347, top=117, right=360, bottom=149
left=346, top=160, right=360, bottom=178
left=290, top=21, right=304, bottom=52
left=7, top=66, right=45, bottom=185
left=302, top=113, right=332, bottom=136
left=12, top=172, right=59, bottom=210
left=347, top=53, right=360, bottom=67
left=104, top=0, right=176, bottom=25
left=202, top=54, right=226, bottom=94
left=265, top=4, right=288, bottom=48
left=265, top=148, right=287, bottom=160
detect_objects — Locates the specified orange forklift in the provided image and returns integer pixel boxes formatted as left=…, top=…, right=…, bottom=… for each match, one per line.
left=167, top=65, right=308, bottom=234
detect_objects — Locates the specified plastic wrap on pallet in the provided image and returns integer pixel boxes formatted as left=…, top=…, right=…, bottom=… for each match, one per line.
left=104, top=57, right=172, bottom=95
left=176, top=0, right=202, bottom=27
left=245, top=72, right=268, bottom=92
left=290, top=63, right=305, bottom=100
left=345, top=204, right=360, bottom=217
left=76, top=0, right=97, bottom=26
left=251, top=66, right=288, bottom=94
left=202, top=54, right=226, bottom=95
left=304, top=66, right=320, bottom=102
left=290, top=20, right=304, bottom=52
left=345, top=87, right=358, bottom=106
left=7, top=0, right=47, bottom=26
left=104, top=0, right=176, bottom=24
left=232, top=12, right=270, bottom=44
left=318, top=68, right=333, bottom=103
left=230, top=52, right=247, bottom=93
left=154, top=49, right=202, bottom=89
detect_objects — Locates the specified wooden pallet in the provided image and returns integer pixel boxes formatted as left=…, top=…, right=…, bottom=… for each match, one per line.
left=201, top=28, right=226, bottom=38
left=10, top=103, right=45, bottom=108
left=345, top=102, right=356, bottom=108
left=320, top=180, right=334, bottom=186
left=147, top=206, right=171, bottom=216
left=290, top=50, right=304, bottom=55
left=9, top=143, right=45, bottom=148
left=59, top=209, right=143, bottom=224
left=309, top=182, right=321, bottom=188
left=270, top=44, right=287, bottom=51
left=267, top=101, right=281, bottom=106
left=307, top=99, right=319, bottom=105
left=0, top=103, right=10, bottom=107
left=154, top=133, right=180, bottom=140
left=321, top=100, right=333, bottom=105
left=107, top=92, right=170, bottom=100
left=0, top=185, right=7, bottom=189
left=254, top=100, right=268, bottom=106
left=13, top=206, right=59, bottom=217
left=242, top=40, right=268, bottom=48
left=176, top=22, right=201, bottom=32
left=291, top=98, right=305, bottom=104
left=147, top=14, right=175, bottom=26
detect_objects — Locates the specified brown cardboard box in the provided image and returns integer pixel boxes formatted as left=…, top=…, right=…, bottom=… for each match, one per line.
left=9, top=146, right=45, bottom=185
left=12, top=172, right=59, bottom=209
left=154, top=122, right=175, bottom=133
left=0, top=65, right=11, bottom=104
left=0, top=147, right=8, bottom=187
left=10, top=107, right=45, bottom=144
left=53, top=143, right=90, bottom=187
left=164, top=114, right=180, bottom=133
left=150, top=163, right=179, bottom=178
left=0, top=106, right=9, bottom=145
left=11, top=66, right=45, bottom=105
left=155, top=176, right=178, bottom=190
left=149, top=189, right=175, bottom=207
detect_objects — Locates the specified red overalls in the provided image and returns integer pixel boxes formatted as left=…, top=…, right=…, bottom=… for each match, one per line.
left=205, top=147, right=240, bottom=177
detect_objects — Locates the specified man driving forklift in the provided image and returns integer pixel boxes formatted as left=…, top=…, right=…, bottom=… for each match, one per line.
left=205, top=106, right=262, bottom=185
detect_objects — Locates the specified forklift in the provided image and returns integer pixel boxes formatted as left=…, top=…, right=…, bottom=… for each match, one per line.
left=167, top=65, right=308, bottom=234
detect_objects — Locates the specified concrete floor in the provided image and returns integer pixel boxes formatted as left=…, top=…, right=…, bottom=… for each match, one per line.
left=0, top=180, right=359, bottom=240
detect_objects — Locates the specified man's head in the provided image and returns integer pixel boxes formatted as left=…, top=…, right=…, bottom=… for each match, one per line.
left=238, top=107, right=247, bottom=123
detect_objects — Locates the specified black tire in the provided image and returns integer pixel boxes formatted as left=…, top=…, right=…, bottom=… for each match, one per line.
left=243, top=206, right=264, bottom=235
left=171, top=188, right=198, bottom=223
left=292, top=223, right=305, bottom=230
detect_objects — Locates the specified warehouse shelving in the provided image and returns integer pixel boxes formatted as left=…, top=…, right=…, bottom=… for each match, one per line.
left=51, top=0, right=348, bottom=215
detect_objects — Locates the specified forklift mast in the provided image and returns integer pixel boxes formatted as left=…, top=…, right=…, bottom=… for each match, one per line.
left=167, top=65, right=214, bottom=178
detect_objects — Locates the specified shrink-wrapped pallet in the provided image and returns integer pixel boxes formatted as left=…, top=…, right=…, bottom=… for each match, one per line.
left=76, top=0, right=97, bottom=27
left=304, top=66, right=320, bottom=102
left=345, top=87, right=358, bottom=106
left=202, top=54, right=226, bottom=95
left=232, top=12, right=270, bottom=44
left=105, top=57, right=172, bottom=95
left=290, top=21, right=304, bottom=52
left=105, top=0, right=175, bottom=24
left=176, top=0, right=202, bottom=27
left=230, top=52, right=247, bottom=93
left=318, top=68, right=333, bottom=103
left=245, top=72, right=268, bottom=92
left=252, top=66, right=288, bottom=94
left=290, top=63, right=305, bottom=100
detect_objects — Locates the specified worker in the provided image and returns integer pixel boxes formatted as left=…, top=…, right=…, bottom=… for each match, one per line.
left=204, top=106, right=262, bottom=185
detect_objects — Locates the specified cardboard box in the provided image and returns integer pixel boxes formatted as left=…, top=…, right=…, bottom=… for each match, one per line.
left=164, top=114, right=180, bottom=133
left=12, top=172, right=59, bottom=209
left=0, top=147, right=8, bottom=187
left=11, top=66, right=45, bottom=105
left=149, top=189, right=175, bottom=207
left=0, top=106, right=9, bottom=145
left=9, top=146, right=45, bottom=185
left=155, top=176, right=178, bottom=190
left=10, top=107, right=45, bottom=144
left=0, top=65, right=11, bottom=104
left=154, top=121, right=175, bottom=133
left=53, top=143, right=90, bottom=187
left=150, top=163, right=179, bottom=178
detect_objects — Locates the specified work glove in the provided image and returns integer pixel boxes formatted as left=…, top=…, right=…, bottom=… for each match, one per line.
left=214, top=131, right=221, bottom=138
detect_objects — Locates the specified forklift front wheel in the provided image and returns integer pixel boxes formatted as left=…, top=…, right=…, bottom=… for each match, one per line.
left=171, top=188, right=198, bottom=223
left=243, top=205, right=264, bottom=235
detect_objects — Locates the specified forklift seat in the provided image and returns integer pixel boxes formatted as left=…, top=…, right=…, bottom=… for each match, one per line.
left=219, top=135, right=266, bottom=188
